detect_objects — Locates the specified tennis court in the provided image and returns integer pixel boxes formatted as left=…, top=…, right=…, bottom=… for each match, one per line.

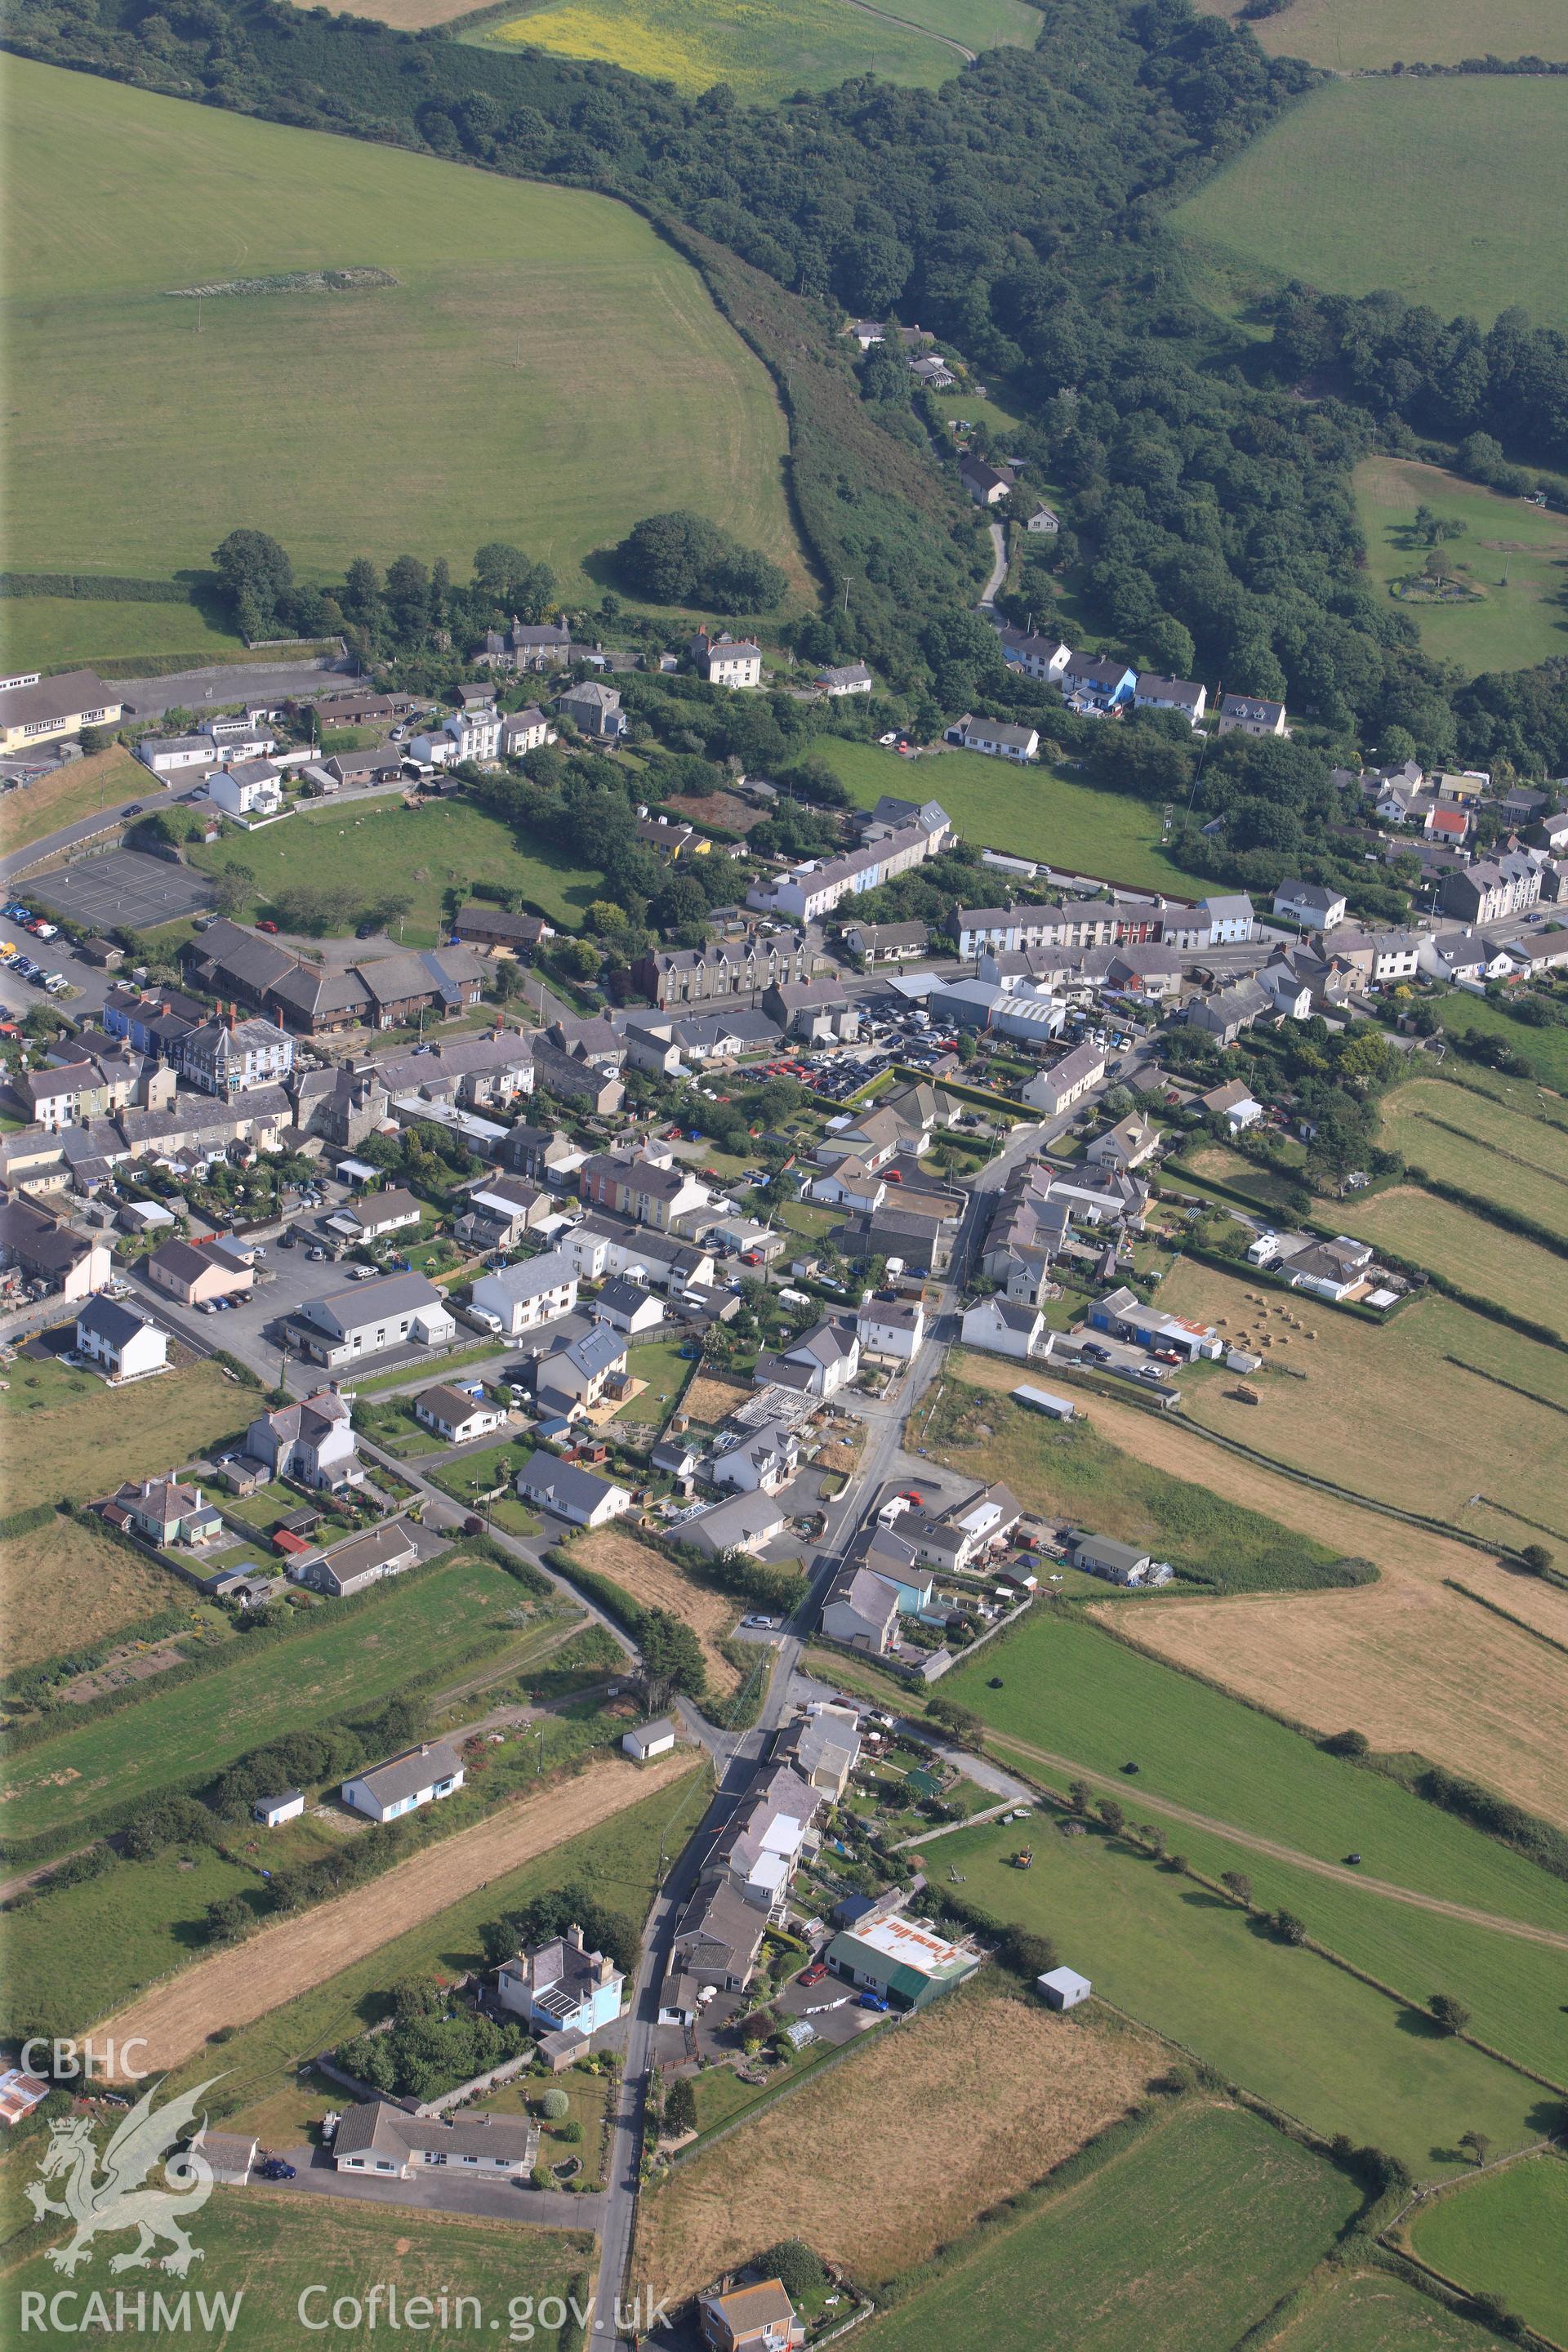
left=29, top=850, right=216, bottom=931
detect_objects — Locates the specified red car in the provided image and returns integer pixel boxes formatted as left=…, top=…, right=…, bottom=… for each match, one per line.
left=901, top=1488, right=924, bottom=1507
left=257, top=919, right=280, bottom=934
left=742, top=1250, right=764, bottom=1265
left=799, top=1962, right=827, bottom=1988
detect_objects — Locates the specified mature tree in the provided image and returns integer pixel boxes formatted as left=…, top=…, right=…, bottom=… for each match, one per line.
left=1096, top=1797, right=1125, bottom=1836
left=758, top=2242, right=827, bottom=2305
left=205, top=1894, right=253, bottom=1946
left=1272, top=1911, right=1307, bottom=1946
left=207, top=862, right=255, bottom=919
left=212, top=529, right=292, bottom=633
left=663, top=2076, right=697, bottom=2136
left=1458, top=2129, right=1491, bottom=2167
left=1219, top=1870, right=1253, bottom=1909
left=1430, top=1993, right=1472, bottom=2035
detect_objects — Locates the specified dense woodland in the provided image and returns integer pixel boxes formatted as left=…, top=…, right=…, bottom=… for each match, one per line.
left=10, top=0, right=1568, bottom=865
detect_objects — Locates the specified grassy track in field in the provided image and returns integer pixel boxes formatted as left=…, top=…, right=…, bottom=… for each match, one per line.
left=861, top=2104, right=1361, bottom=2352
left=816, top=737, right=1213, bottom=896
left=1352, top=456, right=1568, bottom=677
left=188, top=797, right=602, bottom=938
left=1141, top=1263, right=1568, bottom=1540
left=0, top=1553, right=541, bottom=1849
left=920, top=1820, right=1556, bottom=2175
left=1409, top=2156, right=1568, bottom=2345
left=1173, top=78, right=1568, bottom=336
left=940, top=1608, right=1568, bottom=1931
left=3, top=59, right=806, bottom=638
left=1378, top=1076, right=1568, bottom=1242
left=1193, top=0, right=1568, bottom=69
left=1258, top=2268, right=1510, bottom=2350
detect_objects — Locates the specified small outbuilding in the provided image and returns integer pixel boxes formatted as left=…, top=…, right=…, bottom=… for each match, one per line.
left=622, top=1719, right=677, bottom=1762
left=197, top=2131, right=259, bottom=2186
left=1037, top=1965, right=1092, bottom=2011
left=252, top=1791, right=305, bottom=1828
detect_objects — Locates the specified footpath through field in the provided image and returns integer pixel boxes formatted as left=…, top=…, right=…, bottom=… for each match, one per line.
left=95, top=1749, right=694, bottom=2068
left=985, top=1731, right=1568, bottom=1952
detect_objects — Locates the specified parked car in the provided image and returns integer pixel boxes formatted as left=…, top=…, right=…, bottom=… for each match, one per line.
left=742, top=1614, right=777, bottom=1630
left=858, top=1990, right=889, bottom=2011
left=257, top=919, right=280, bottom=934
left=255, top=2158, right=296, bottom=2181
left=799, top=1962, right=827, bottom=1988
left=1081, top=1342, right=1111, bottom=1362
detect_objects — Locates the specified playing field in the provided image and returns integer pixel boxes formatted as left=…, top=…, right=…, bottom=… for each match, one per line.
left=638, top=1986, right=1167, bottom=2296
left=1325, top=1186, right=1566, bottom=1332
left=0, top=1512, right=194, bottom=1673
left=860, top=2104, right=1361, bottom=2352
left=0, top=1352, right=247, bottom=1513
left=0, top=1552, right=541, bottom=1852
left=1410, top=2156, right=1568, bottom=2345
left=3, top=59, right=806, bottom=635
left=921, top=1820, right=1553, bottom=2175
left=189, top=797, right=601, bottom=938
left=1144, top=1263, right=1568, bottom=1541
left=569, top=1526, right=741, bottom=1695
left=817, top=738, right=1212, bottom=897
left=1353, top=455, right=1568, bottom=677
left=470, top=0, right=1037, bottom=100
left=1254, top=2268, right=1510, bottom=2352
left=1173, top=78, right=1568, bottom=336
left=1195, top=0, right=1568, bottom=69
left=1378, top=1075, right=1568, bottom=1244
left=2, top=2180, right=595, bottom=2351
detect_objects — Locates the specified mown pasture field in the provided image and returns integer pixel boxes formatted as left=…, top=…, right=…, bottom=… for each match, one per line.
left=3, top=60, right=806, bottom=639
left=1352, top=456, right=1568, bottom=677
left=0, top=1512, right=194, bottom=1673
left=638, top=1984, right=1167, bottom=2296
left=1409, top=2156, right=1568, bottom=2345
left=0, top=1552, right=544, bottom=1852
left=470, top=0, right=1034, bottom=100
left=1195, top=0, right=1568, bottom=71
left=1330, top=1185, right=1568, bottom=1326
left=926, top=1372, right=1354, bottom=1595
left=0, top=1352, right=247, bottom=1512
left=1265, top=2268, right=1512, bottom=2352
left=860, top=2103, right=1360, bottom=2352
left=1173, top=78, right=1568, bottom=336
left=1377, top=1075, right=1568, bottom=1243
left=189, top=797, right=601, bottom=938
left=817, top=737, right=1213, bottom=896
left=1142, top=1263, right=1568, bottom=1542
left=923, top=1820, right=1557, bottom=2175
left=939, top=1606, right=1568, bottom=1932
left=2, top=2183, right=595, bottom=2352
left=0, top=594, right=247, bottom=679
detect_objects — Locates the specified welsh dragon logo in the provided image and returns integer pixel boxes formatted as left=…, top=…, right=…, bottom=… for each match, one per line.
left=25, top=2078, right=222, bottom=2276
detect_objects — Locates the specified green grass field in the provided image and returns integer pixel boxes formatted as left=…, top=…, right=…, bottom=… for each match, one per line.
left=941, top=1609, right=1568, bottom=1933
left=1195, top=0, right=1568, bottom=69
left=923, top=1820, right=1555, bottom=2174
left=3, top=59, right=806, bottom=650
left=1, top=2181, right=595, bottom=2351
left=1174, top=78, right=1568, bottom=336
left=1433, top=993, right=1568, bottom=1094
left=0, top=594, right=247, bottom=677
left=470, top=0, right=1038, bottom=100
left=1267, top=2269, right=1512, bottom=2351
left=929, top=1374, right=1350, bottom=1596
left=1410, top=2156, right=1568, bottom=2344
left=0, top=1552, right=541, bottom=1851
left=0, top=1353, right=247, bottom=1512
left=1353, top=456, right=1568, bottom=677
left=863, top=2103, right=1361, bottom=2352
left=1330, top=1185, right=1566, bottom=1327
left=1379, top=1076, right=1568, bottom=1243
left=189, top=797, right=601, bottom=938
left=816, top=738, right=1212, bottom=896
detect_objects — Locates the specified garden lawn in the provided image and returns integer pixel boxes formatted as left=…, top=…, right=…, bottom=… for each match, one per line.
left=0, top=1352, right=247, bottom=1511
left=2, top=2183, right=595, bottom=2351
left=927, top=1372, right=1349, bottom=1594
left=470, top=0, right=973, bottom=101
left=0, top=1512, right=195, bottom=1674
left=927, top=1820, right=1553, bottom=2177
left=0, top=1552, right=541, bottom=1852
left=1330, top=1185, right=1568, bottom=1326
left=1174, top=78, right=1568, bottom=336
left=1352, top=457, right=1568, bottom=676
left=1377, top=1075, right=1568, bottom=1242
left=1138, top=1266, right=1568, bottom=1544
left=612, top=1335, right=697, bottom=1425
left=1409, top=2155, right=1568, bottom=2345
left=941, top=1608, right=1568, bottom=1931
left=189, top=798, right=601, bottom=940
left=0, top=745, right=149, bottom=858
left=1267, top=2268, right=1512, bottom=2352
left=817, top=738, right=1211, bottom=895
left=3, top=60, right=805, bottom=622
left=1196, top=0, right=1568, bottom=70
left=862, top=2103, right=1360, bottom=2352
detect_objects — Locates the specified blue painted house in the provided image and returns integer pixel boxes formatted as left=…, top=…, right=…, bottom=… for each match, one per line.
left=497, top=1925, right=623, bottom=2040
left=1062, top=653, right=1137, bottom=712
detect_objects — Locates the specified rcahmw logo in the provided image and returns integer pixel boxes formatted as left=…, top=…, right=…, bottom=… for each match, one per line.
left=21, top=2074, right=234, bottom=2314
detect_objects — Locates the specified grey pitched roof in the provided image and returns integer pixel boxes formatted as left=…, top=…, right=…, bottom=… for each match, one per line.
left=513, top=1450, right=625, bottom=1512
left=350, top=1741, right=462, bottom=1806
left=77, top=1294, right=157, bottom=1349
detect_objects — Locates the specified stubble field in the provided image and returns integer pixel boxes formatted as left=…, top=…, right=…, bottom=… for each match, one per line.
left=638, top=1985, right=1166, bottom=2295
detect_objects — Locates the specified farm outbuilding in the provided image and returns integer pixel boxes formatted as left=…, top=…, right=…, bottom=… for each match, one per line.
left=1038, top=1966, right=1092, bottom=2011
left=623, top=1719, right=677, bottom=1762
